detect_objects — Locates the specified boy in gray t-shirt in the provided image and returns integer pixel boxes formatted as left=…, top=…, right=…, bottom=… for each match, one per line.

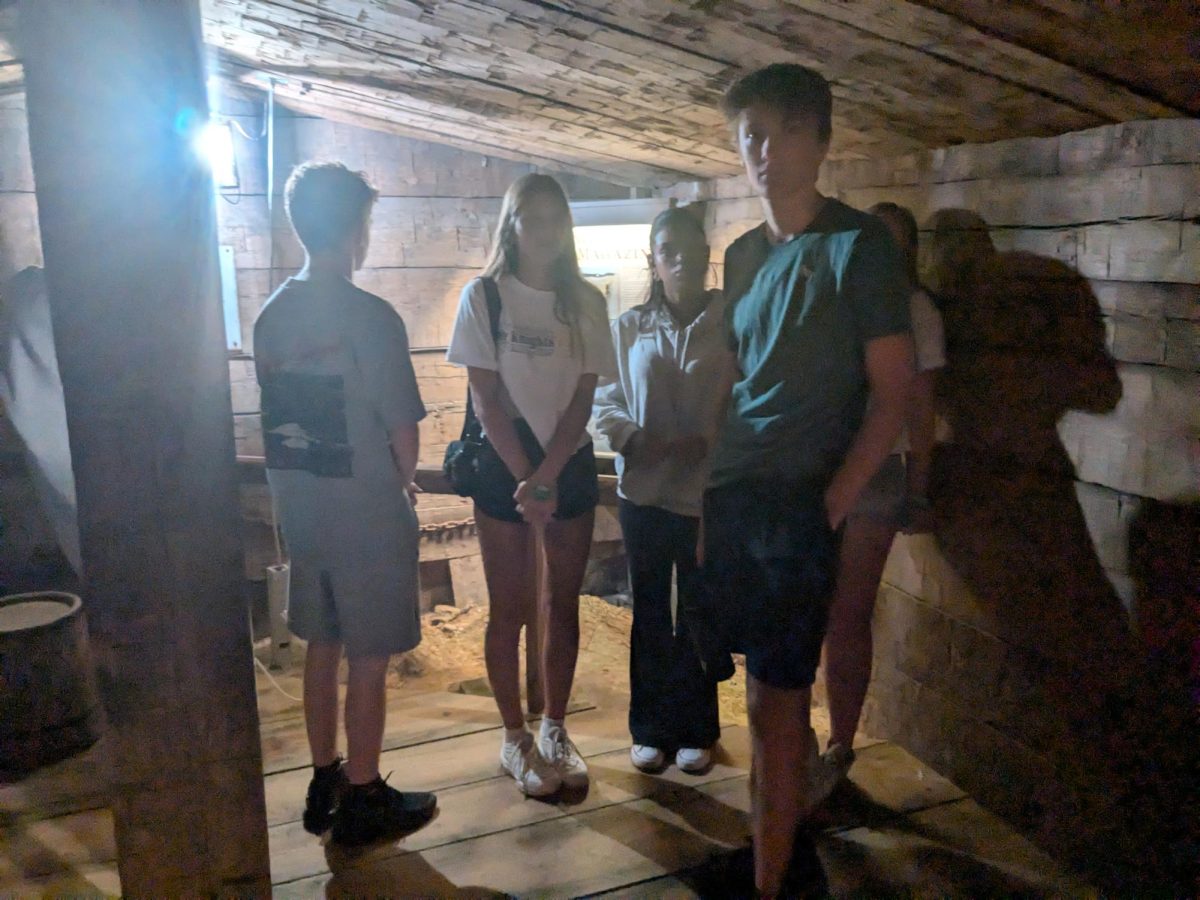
left=254, top=162, right=436, bottom=847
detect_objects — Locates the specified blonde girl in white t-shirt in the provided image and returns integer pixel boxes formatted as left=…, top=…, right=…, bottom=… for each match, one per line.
left=447, top=174, right=615, bottom=797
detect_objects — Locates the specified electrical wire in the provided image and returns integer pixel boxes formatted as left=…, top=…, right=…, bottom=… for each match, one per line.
left=230, top=118, right=262, bottom=141
left=253, top=655, right=303, bottom=703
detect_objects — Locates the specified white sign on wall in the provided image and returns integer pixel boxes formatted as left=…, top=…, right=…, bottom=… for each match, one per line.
left=574, top=224, right=653, bottom=319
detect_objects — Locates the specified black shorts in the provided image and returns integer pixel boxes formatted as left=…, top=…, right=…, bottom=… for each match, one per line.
left=474, top=418, right=599, bottom=524
left=703, top=479, right=840, bottom=690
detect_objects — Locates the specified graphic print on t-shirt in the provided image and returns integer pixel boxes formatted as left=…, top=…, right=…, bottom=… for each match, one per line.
left=504, top=324, right=556, bottom=356
left=260, top=370, right=354, bottom=478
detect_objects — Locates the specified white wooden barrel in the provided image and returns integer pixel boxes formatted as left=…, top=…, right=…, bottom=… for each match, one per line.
left=0, top=592, right=102, bottom=776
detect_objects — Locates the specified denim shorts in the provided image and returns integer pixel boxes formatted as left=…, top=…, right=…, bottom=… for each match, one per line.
left=702, top=479, right=840, bottom=689
left=474, top=419, right=599, bottom=524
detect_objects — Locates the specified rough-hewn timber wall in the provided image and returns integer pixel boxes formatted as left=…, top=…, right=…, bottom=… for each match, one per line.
left=0, top=94, right=40, bottom=284
left=668, top=117, right=1199, bottom=880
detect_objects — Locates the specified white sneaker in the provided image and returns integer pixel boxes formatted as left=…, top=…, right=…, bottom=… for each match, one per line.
left=538, top=725, right=589, bottom=788
left=630, top=744, right=666, bottom=771
left=675, top=746, right=712, bottom=773
left=500, top=732, right=561, bottom=797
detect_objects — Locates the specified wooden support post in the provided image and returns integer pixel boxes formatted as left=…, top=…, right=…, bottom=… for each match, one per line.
left=18, top=2, right=271, bottom=894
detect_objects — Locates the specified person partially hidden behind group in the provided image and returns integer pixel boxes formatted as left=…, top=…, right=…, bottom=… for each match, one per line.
left=708, top=65, right=916, bottom=897
left=820, top=201, right=946, bottom=780
left=446, top=173, right=616, bottom=798
left=594, top=206, right=733, bottom=776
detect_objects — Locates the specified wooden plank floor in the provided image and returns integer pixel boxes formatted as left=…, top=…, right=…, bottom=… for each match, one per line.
left=0, top=689, right=1093, bottom=897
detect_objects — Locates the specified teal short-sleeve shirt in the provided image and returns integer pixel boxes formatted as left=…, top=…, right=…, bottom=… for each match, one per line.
left=710, top=199, right=911, bottom=488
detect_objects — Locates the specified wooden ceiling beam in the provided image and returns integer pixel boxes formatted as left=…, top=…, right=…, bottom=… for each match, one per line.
left=215, top=56, right=698, bottom=185
left=206, top=0, right=732, bottom=137
left=906, top=0, right=1199, bottom=116
left=778, top=0, right=1183, bottom=119
left=225, top=61, right=732, bottom=181
left=501, top=0, right=983, bottom=142
left=204, top=1, right=741, bottom=177
left=560, top=0, right=1174, bottom=136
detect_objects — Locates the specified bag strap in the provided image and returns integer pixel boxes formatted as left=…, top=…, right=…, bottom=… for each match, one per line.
left=481, top=275, right=503, bottom=340
left=458, top=276, right=503, bottom=441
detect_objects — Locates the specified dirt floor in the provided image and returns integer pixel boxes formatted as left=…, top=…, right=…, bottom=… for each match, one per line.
left=252, top=594, right=817, bottom=733
left=410, top=595, right=757, bottom=726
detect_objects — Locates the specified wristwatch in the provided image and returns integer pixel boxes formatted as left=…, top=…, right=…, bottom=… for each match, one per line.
left=532, top=484, right=553, bottom=502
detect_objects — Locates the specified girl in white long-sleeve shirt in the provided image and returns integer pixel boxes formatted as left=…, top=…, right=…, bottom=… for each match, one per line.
left=594, top=207, right=735, bottom=773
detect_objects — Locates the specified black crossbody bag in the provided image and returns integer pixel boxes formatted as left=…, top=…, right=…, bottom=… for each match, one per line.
left=442, top=277, right=502, bottom=496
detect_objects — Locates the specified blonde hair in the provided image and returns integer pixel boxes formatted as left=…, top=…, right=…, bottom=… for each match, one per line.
left=483, top=173, right=604, bottom=356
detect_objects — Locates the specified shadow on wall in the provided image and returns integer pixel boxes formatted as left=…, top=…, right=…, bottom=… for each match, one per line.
left=1129, top=500, right=1200, bottom=712
left=923, top=210, right=1197, bottom=893
left=1126, top=497, right=1200, bottom=890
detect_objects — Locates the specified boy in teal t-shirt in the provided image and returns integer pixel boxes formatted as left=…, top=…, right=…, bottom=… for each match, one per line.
left=702, top=65, right=914, bottom=897
left=710, top=202, right=910, bottom=488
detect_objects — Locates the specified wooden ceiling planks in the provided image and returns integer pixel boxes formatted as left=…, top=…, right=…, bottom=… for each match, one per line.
left=204, top=0, right=740, bottom=183
left=908, top=0, right=1199, bottom=116
left=212, top=54, right=701, bottom=185
left=199, top=0, right=1190, bottom=184
left=4, top=1, right=1191, bottom=185
left=563, top=0, right=1175, bottom=143
left=778, top=0, right=1181, bottom=120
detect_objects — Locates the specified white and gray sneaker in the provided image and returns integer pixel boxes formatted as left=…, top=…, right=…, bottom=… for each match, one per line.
left=630, top=744, right=666, bottom=771
left=675, top=746, right=712, bottom=773
left=539, top=724, right=589, bottom=788
left=500, top=732, right=561, bottom=797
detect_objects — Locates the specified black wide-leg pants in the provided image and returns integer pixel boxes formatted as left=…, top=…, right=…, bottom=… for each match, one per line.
left=619, top=500, right=720, bottom=749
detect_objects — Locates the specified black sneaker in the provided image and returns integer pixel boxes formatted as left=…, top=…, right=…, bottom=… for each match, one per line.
left=302, top=757, right=348, bottom=835
left=331, top=775, right=437, bottom=847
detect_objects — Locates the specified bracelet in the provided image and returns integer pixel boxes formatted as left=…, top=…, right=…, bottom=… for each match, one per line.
left=532, top=483, right=554, bottom=502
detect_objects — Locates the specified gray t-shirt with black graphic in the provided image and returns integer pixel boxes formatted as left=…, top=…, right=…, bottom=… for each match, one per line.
left=254, top=275, right=426, bottom=569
